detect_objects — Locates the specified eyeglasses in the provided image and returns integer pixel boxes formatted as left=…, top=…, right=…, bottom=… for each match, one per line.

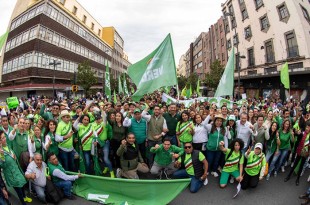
left=53, top=107, right=59, bottom=110
left=184, top=146, right=192, bottom=149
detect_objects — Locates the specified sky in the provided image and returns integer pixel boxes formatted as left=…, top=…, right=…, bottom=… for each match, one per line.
left=0, top=0, right=226, bottom=65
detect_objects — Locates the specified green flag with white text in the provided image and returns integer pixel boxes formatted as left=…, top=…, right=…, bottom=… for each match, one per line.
left=128, top=34, right=177, bottom=101
left=105, top=63, right=111, bottom=100
left=280, top=62, right=290, bottom=89
left=123, top=74, right=129, bottom=95
left=0, top=31, right=9, bottom=51
left=196, top=79, right=201, bottom=97
left=215, top=47, right=235, bottom=97
left=118, top=76, right=123, bottom=94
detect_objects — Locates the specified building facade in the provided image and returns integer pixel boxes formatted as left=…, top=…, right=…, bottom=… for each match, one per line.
left=0, top=0, right=129, bottom=98
left=222, top=0, right=310, bottom=101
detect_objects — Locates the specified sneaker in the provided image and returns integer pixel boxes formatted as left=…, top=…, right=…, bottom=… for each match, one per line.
left=163, top=170, right=170, bottom=179
left=290, top=162, right=294, bottom=168
left=281, top=166, right=285, bottom=173
left=110, top=171, right=115, bottom=178
left=230, top=177, right=234, bottom=184
left=102, top=167, right=109, bottom=174
left=66, top=195, right=76, bottom=200
left=274, top=171, right=277, bottom=177
left=266, top=174, right=270, bottom=181
left=116, top=168, right=121, bottom=178
left=24, top=196, right=32, bottom=203
left=284, top=161, right=288, bottom=167
left=211, top=172, right=219, bottom=177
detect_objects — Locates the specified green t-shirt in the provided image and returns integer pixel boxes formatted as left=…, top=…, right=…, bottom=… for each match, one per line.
left=223, top=148, right=244, bottom=173
left=178, top=152, right=205, bottom=176
left=279, top=129, right=292, bottom=150
left=245, top=151, right=266, bottom=176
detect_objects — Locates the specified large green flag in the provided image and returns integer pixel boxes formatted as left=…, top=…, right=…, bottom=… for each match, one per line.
left=113, top=90, right=117, bottom=104
left=196, top=79, right=201, bottom=97
left=280, top=62, right=290, bottom=89
left=118, top=76, right=123, bottom=94
left=68, top=171, right=190, bottom=205
left=186, top=84, right=192, bottom=98
left=123, top=74, right=129, bottom=95
left=215, top=47, right=235, bottom=97
left=0, top=31, right=9, bottom=51
left=105, top=63, right=111, bottom=100
left=128, top=34, right=177, bottom=101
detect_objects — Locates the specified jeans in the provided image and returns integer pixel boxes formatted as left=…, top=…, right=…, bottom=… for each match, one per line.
left=59, top=149, right=75, bottom=172
left=33, top=184, right=46, bottom=203
left=268, top=149, right=289, bottom=174
left=0, top=196, right=6, bottom=205
left=102, top=140, right=113, bottom=171
left=83, top=150, right=92, bottom=174
left=173, top=169, right=203, bottom=193
left=55, top=181, right=72, bottom=197
left=13, top=187, right=26, bottom=205
left=206, top=150, right=222, bottom=172
left=265, top=149, right=274, bottom=163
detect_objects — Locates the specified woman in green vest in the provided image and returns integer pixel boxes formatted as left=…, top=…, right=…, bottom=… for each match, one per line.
left=29, top=126, right=46, bottom=161
left=73, top=114, right=97, bottom=174
left=0, top=130, right=32, bottom=205
left=44, top=120, right=59, bottom=156
left=36, top=118, right=46, bottom=138
left=176, top=111, right=194, bottom=147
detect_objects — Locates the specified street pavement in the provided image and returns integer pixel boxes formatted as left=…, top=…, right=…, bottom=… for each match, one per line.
left=8, top=169, right=309, bottom=205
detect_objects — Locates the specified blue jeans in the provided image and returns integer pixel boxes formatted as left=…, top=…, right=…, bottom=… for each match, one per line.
left=59, top=149, right=75, bottom=172
left=265, top=149, right=274, bottom=163
left=173, top=169, right=203, bottom=193
left=33, top=184, right=46, bottom=203
left=0, top=196, right=6, bottom=205
left=268, top=149, right=289, bottom=174
left=55, top=181, right=72, bottom=197
left=206, top=150, right=222, bottom=172
left=102, top=141, right=113, bottom=171
left=83, top=150, right=92, bottom=174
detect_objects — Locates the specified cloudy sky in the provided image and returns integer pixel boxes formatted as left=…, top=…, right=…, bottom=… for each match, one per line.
left=0, top=0, right=226, bottom=64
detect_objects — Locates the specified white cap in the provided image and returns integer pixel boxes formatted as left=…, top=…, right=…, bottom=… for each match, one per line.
left=254, top=143, right=263, bottom=150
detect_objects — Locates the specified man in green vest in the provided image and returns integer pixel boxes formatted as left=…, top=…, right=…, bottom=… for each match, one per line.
left=142, top=105, right=167, bottom=167
left=47, top=152, right=81, bottom=200
left=40, top=101, right=60, bottom=122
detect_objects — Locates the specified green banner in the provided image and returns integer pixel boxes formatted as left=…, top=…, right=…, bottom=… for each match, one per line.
left=123, top=74, right=129, bottom=95
left=118, top=75, right=123, bottom=94
left=0, top=31, right=9, bottom=51
left=68, top=172, right=190, bottom=205
left=280, top=62, right=290, bottom=89
left=6, top=97, right=19, bottom=109
left=105, top=63, right=111, bottom=100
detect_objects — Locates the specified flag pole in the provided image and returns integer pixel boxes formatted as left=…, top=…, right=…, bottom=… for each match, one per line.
left=176, top=84, right=180, bottom=101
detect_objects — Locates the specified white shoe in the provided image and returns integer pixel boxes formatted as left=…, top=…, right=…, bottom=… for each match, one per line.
left=266, top=174, right=270, bottom=181
left=230, top=178, right=234, bottom=184
left=274, top=171, right=278, bottom=177
left=281, top=166, right=285, bottom=173
left=211, top=172, right=219, bottom=177
left=291, top=162, right=294, bottom=168
left=307, top=175, right=310, bottom=182
left=284, top=161, right=288, bottom=167
left=116, top=168, right=121, bottom=178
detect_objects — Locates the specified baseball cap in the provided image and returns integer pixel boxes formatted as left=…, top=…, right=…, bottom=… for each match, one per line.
left=134, top=108, right=141, bottom=113
left=254, top=143, right=263, bottom=150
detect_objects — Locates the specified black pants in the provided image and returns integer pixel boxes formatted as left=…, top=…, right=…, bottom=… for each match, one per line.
left=14, top=187, right=26, bottom=205
left=147, top=140, right=162, bottom=168
left=110, top=139, right=121, bottom=168
left=241, top=172, right=259, bottom=190
left=287, top=155, right=307, bottom=180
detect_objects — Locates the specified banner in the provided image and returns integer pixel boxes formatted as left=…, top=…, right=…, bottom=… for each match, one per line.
left=6, top=97, right=19, bottom=109
left=105, top=63, right=111, bottom=100
left=280, top=62, right=290, bottom=89
left=128, top=34, right=177, bottom=101
left=123, top=74, right=129, bottom=96
left=0, top=31, right=9, bottom=51
left=68, top=172, right=190, bottom=205
left=215, top=47, right=235, bottom=97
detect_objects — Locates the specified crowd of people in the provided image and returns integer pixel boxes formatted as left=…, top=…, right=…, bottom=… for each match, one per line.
left=0, top=92, right=309, bottom=205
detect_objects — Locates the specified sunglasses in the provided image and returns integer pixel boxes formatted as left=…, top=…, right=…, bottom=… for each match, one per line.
left=184, top=146, right=192, bottom=149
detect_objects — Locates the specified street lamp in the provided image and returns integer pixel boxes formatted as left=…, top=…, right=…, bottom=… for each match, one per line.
left=224, top=12, right=246, bottom=100
left=49, top=60, right=61, bottom=99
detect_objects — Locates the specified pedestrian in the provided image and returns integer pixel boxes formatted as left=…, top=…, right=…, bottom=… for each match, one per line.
left=176, top=111, right=194, bottom=146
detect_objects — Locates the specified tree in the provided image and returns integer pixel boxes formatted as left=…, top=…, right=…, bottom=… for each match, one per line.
left=177, top=73, right=198, bottom=90
left=205, top=60, right=225, bottom=89
left=77, top=60, right=97, bottom=96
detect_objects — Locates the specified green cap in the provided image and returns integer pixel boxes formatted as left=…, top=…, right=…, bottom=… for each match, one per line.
left=134, top=108, right=141, bottom=113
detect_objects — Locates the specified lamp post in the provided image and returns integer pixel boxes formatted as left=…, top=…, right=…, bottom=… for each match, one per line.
left=224, top=12, right=246, bottom=100
left=49, top=60, right=61, bottom=99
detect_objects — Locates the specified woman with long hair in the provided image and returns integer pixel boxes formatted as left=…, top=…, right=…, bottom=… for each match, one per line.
left=263, top=110, right=274, bottom=130
left=267, top=119, right=294, bottom=180
left=176, top=111, right=194, bottom=147
left=44, top=120, right=58, bottom=156
left=192, top=114, right=208, bottom=153
left=265, top=122, right=280, bottom=163
left=29, top=126, right=45, bottom=161
left=248, top=109, right=256, bottom=125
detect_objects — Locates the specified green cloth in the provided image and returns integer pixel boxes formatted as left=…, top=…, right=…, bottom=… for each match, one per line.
left=11, top=130, right=28, bottom=159
left=280, top=62, right=290, bottom=89
left=48, top=162, right=66, bottom=183
left=279, top=129, right=292, bottom=150
left=245, top=151, right=266, bottom=176
left=223, top=148, right=244, bottom=173
left=78, top=123, right=95, bottom=151
left=68, top=171, right=190, bottom=205
left=39, top=104, right=54, bottom=121
left=206, top=129, right=225, bottom=151
left=56, top=121, right=73, bottom=149
left=0, top=146, right=26, bottom=187
left=46, top=132, right=59, bottom=155
left=150, top=145, right=184, bottom=166
left=176, top=121, right=194, bottom=143
left=129, top=118, right=147, bottom=144
left=92, top=121, right=112, bottom=146
left=178, top=152, right=205, bottom=176
left=0, top=126, right=13, bottom=149
left=6, top=97, right=19, bottom=109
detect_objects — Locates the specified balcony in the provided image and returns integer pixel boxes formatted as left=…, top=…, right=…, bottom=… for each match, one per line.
left=265, top=53, right=275, bottom=63
left=287, top=46, right=299, bottom=58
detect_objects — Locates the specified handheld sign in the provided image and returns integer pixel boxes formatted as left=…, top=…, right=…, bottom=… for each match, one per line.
left=6, top=97, right=19, bottom=109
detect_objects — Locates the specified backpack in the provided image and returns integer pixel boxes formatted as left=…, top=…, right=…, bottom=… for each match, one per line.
left=45, top=179, right=64, bottom=204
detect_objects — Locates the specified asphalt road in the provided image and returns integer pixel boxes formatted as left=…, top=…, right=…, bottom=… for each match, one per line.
left=8, top=169, right=309, bottom=205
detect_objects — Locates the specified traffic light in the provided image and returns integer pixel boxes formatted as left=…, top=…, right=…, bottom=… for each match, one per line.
left=72, top=85, right=78, bottom=92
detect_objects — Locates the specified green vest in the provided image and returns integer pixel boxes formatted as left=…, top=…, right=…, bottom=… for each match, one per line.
left=78, top=123, right=94, bottom=151
left=48, top=162, right=66, bottom=183
left=129, top=118, right=147, bottom=144
left=34, top=137, right=42, bottom=154
left=56, top=121, right=73, bottom=149
left=46, top=132, right=59, bottom=155
left=207, top=129, right=224, bottom=151
left=12, top=130, right=28, bottom=159
left=0, top=126, right=13, bottom=149
left=245, top=151, right=266, bottom=176
left=147, top=115, right=165, bottom=141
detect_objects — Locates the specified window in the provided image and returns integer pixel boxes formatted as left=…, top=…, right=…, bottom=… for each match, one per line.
left=244, top=26, right=252, bottom=39
left=225, top=23, right=230, bottom=33
left=277, top=4, right=289, bottom=20
left=239, top=0, right=244, bottom=3
left=248, top=47, right=255, bottom=66
left=301, top=5, right=310, bottom=21
left=228, top=5, right=234, bottom=15
left=233, top=34, right=239, bottom=45
left=227, top=39, right=231, bottom=49
left=59, top=0, right=66, bottom=5
left=21, top=31, right=29, bottom=43
left=52, top=33, right=60, bottom=45
left=254, top=0, right=263, bottom=9
left=241, top=9, right=248, bottom=20
left=91, top=23, right=94, bottom=30
left=72, top=6, right=77, bottom=15
left=29, top=26, right=37, bottom=40
left=59, top=36, right=65, bottom=47
left=265, top=40, right=274, bottom=63
left=231, top=18, right=237, bottom=28
left=98, top=29, right=101, bottom=36
left=260, top=15, right=270, bottom=30
left=286, top=32, right=299, bottom=58
left=221, top=38, right=224, bottom=46
left=82, top=15, right=87, bottom=23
